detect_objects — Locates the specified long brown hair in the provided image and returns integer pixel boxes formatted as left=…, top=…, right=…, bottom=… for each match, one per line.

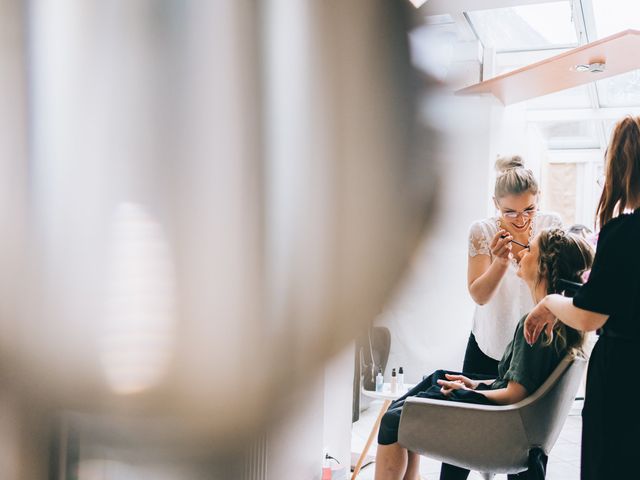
left=596, top=116, right=640, bottom=228
left=536, top=228, right=594, bottom=352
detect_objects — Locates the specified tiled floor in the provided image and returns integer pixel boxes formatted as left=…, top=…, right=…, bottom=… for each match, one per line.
left=351, top=399, right=583, bottom=479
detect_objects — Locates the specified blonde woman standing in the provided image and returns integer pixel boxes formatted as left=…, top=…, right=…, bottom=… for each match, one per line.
left=440, top=156, right=562, bottom=480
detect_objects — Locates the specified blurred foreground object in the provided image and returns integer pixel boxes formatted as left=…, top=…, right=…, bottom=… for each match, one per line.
left=0, top=0, right=438, bottom=477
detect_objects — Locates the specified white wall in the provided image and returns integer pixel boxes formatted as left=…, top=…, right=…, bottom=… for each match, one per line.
left=322, top=345, right=355, bottom=474
left=379, top=94, right=496, bottom=382
left=378, top=93, right=559, bottom=385
left=265, top=346, right=354, bottom=480
left=267, top=375, right=325, bottom=480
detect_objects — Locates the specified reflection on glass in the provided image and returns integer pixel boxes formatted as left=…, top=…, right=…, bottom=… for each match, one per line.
left=102, top=203, right=176, bottom=395
left=467, top=1, right=577, bottom=52
left=596, top=69, right=640, bottom=107
left=592, top=0, right=640, bottom=38
left=536, top=121, right=600, bottom=149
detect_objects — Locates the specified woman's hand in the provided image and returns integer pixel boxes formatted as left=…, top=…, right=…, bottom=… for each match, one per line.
left=468, top=229, right=513, bottom=305
left=490, top=229, right=512, bottom=264
left=443, top=373, right=478, bottom=390
left=437, top=377, right=474, bottom=397
left=524, top=299, right=556, bottom=345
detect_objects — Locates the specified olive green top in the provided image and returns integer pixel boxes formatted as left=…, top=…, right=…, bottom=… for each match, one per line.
left=490, top=315, right=566, bottom=394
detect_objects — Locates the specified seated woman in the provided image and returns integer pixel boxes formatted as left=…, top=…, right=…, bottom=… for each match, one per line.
left=374, top=228, right=593, bottom=480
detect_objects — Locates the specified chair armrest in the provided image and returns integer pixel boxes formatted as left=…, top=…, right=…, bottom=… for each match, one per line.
left=398, top=397, right=530, bottom=474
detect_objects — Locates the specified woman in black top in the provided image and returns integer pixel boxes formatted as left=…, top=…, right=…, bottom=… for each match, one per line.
left=524, top=116, right=640, bottom=480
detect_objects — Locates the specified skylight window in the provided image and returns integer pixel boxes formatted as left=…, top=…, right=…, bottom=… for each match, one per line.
left=596, top=69, right=640, bottom=107
left=592, top=0, right=640, bottom=39
left=536, top=121, right=600, bottom=150
left=466, top=1, right=578, bottom=52
left=526, top=85, right=592, bottom=110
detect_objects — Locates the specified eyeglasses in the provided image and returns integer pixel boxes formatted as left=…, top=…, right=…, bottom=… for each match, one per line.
left=499, top=206, right=537, bottom=219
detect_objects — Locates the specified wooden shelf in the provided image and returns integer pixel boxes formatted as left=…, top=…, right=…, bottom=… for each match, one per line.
left=456, top=29, right=640, bottom=105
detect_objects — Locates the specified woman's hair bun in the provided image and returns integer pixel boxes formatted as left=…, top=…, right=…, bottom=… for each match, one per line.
left=495, top=155, right=525, bottom=173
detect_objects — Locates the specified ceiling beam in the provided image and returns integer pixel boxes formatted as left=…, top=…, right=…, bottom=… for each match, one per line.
left=457, top=30, right=640, bottom=105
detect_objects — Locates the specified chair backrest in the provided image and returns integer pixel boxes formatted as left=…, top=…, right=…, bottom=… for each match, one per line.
left=514, top=352, right=587, bottom=452
left=397, top=352, right=587, bottom=473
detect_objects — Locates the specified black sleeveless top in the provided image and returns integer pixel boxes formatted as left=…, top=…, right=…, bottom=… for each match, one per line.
left=573, top=208, right=640, bottom=340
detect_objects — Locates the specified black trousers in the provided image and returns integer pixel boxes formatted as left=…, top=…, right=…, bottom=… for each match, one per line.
left=378, top=369, right=494, bottom=445
left=581, top=336, right=637, bottom=479
left=439, top=333, right=548, bottom=480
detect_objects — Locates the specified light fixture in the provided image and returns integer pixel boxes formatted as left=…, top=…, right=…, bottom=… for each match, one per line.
left=408, top=0, right=428, bottom=7
left=574, top=62, right=606, bottom=73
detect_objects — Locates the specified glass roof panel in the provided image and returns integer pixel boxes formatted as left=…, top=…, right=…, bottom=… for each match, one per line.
left=596, top=69, right=640, bottom=107
left=466, top=1, right=578, bottom=52
left=535, top=121, right=600, bottom=150
left=526, top=84, right=592, bottom=110
left=592, top=0, right=640, bottom=39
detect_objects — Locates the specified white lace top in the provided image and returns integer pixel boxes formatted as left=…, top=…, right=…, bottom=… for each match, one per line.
left=468, top=212, right=563, bottom=360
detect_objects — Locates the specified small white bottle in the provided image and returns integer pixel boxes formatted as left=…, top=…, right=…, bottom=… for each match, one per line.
left=390, top=368, right=397, bottom=394
left=398, top=366, right=404, bottom=391
left=375, top=369, right=383, bottom=392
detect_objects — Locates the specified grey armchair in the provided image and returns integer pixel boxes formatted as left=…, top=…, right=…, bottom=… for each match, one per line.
left=397, top=353, right=587, bottom=477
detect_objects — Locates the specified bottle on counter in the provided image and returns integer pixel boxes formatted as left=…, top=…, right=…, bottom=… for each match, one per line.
left=390, top=368, right=397, bottom=394
left=398, top=366, right=404, bottom=391
left=375, top=369, right=384, bottom=392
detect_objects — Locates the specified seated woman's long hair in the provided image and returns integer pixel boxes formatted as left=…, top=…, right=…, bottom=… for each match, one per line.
left=535, top=228, right=594, bottom=353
